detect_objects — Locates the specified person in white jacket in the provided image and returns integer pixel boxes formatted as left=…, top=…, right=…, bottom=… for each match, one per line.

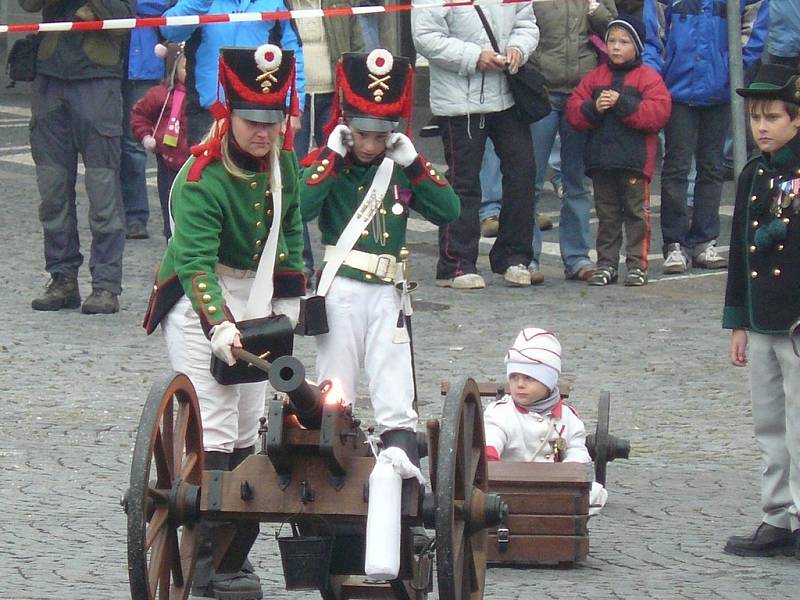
left=484, top=327, right=608, bottom=514
left=411, top=2, right=540, bottom=289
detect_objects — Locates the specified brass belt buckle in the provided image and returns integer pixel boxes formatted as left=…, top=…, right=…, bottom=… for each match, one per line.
left=374, top=254, right=394, bottom=280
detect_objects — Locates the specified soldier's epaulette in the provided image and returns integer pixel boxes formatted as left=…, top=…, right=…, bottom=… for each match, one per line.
left=404, top=154, right=447, bottom=187
left=274, top=270, right=306, bottom=298
left=304, top=146, right=344, bottom=185
left=187, top=152, right=215, bottom=183
left=190, top=272, right=234, bottom=337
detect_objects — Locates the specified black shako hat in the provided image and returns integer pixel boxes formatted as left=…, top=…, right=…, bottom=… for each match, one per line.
left=328, top=49, right=413, bottom=134
left=217, top=45, right=298, bottom=123
left=737, top=63, right=800, bottom=106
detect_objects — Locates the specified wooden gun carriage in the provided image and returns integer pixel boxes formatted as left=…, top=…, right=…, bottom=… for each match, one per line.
left=442, top=381, right=631, bottom=567
left=124, top=355, right=508, bottom=600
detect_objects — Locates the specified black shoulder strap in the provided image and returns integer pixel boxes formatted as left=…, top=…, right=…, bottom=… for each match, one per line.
left=474, top=5, right=500, bottom=54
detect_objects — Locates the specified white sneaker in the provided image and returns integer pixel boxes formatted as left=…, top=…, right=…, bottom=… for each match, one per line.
left=436, top=273, right=486, bottom=289
left=662, top=243, right=688, bottom=274
left=693, top=240, right=728, bottom=269
left=504, top=264, right=532, bottom=287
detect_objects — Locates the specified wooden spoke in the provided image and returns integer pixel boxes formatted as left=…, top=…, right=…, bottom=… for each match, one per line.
left=127, top=373, right=204, bottom=600
left=435, top=377, right=489, bottom=600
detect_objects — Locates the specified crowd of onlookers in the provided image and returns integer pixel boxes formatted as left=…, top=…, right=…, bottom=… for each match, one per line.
left=17, top=0, right=800, bottom=312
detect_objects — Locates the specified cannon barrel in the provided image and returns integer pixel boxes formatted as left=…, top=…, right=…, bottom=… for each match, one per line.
left=269, top=355, right=325, bottom=429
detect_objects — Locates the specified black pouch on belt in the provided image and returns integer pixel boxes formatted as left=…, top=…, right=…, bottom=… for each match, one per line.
left=210, top=315, right=294, bottom=385
left=296, top=295, right=329, bottom=336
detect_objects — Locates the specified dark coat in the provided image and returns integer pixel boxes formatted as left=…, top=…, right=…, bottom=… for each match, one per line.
left=723, top=135, right=800, bottom=334
left=565, top=60, right=672, bottom=180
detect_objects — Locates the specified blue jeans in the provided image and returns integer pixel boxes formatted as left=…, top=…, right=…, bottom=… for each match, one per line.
left=358, top=14, right=381, bottom=52
left=121, top=78, right=156, bottom=226
left=531, top=92, right=592, bottom=274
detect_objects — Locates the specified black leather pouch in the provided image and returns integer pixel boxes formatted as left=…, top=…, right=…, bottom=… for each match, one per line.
left=296, top=295, right=329, bottom=336
left=210, top=315, right=294, bottom=385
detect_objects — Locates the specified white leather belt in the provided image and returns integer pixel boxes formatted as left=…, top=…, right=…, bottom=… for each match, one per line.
left=324, top=246, right=397, bottom=282
left=216, top=264, right=257, bottom=279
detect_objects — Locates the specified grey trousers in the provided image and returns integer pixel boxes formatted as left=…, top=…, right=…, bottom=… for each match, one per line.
left=749, top=331, right=800, bottom=531
left=30, top=76, right=126, bottom=294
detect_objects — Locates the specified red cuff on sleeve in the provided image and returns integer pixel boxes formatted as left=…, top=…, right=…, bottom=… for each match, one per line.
left=486, top=446, right=500, bottom=462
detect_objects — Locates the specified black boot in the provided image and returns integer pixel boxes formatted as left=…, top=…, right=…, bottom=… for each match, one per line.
left=724, top=522, right=797, bottom=557
left=191, top=452, right=230, bottom=598
left=380, top=429, right=420, bottom=467
left=31, top=273, right=81, bottom=311
left=215, top=446, right=262, bottom=600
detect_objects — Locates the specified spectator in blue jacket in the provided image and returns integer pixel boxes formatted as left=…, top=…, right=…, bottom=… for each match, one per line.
left=161, top=0, right=306, bottom=144
left=643, top=0, right=767, bottom=274
left=767, top=0, right=800, bottom=68
left=121, top=0, right=169, bottom=241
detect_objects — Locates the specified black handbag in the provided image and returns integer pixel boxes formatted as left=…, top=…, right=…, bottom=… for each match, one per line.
left=210, top=315, right=294, bottom=385
left=7, top=34, right=40, bottom=84
left=474, top=7, right=551, bottom=124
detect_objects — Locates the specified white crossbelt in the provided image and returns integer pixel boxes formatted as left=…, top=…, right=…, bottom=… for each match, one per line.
left=315, top=157, right=395, bottom=296
left=323, top=246, right=400, bottom=282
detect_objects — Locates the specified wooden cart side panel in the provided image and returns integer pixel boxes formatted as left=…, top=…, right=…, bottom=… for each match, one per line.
left=491, top=514, right=589, bottom=537
left=487, top=534, right=589, bottom=564
left=495, top=491, right=589, bottom=516
left=488, top=461, right=594, bottom=486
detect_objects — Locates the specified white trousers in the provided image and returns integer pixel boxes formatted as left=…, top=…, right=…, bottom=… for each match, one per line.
left=316, top=277, right=417, bottom=433
left=749, top=331, right=800, bottom=530
left=162, top=272, right=265, bottom=453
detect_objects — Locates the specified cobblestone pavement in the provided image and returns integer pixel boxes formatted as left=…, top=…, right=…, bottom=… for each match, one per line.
left=1, top=80, right=798, bottom=600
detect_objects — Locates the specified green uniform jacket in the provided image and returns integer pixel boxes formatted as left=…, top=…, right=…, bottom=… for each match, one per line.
left=299, top=147, right=460, bottom=283
left=723, top=135, right=800, bottom=334
left=144, top=149, right=306, bottom=336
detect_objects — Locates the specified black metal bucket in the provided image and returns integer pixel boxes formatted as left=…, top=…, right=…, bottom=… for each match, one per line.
left=276, top=522, right=334, bottom=590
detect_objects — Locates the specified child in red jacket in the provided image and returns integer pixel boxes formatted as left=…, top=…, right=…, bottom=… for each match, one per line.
left=566, top=15, right=671, bottom=286
left=130, top=43, right=190, bottom=239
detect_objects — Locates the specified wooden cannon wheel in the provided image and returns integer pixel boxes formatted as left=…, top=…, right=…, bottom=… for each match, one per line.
left=126, top=373, right=204, bottom=600
left=428, top=377, right=490, bottom=600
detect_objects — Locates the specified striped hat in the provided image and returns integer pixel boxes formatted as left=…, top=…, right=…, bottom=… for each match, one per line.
left=505, top=328, right=562, bottom=391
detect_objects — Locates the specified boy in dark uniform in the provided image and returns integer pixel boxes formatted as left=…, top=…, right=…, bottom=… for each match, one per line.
left=723, top=64, right=800, bottom=557
left=300, top=49, right=460, bottom=462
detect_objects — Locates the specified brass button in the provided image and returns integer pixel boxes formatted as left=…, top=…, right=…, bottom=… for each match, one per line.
left=429, top=169, right=436, bottom=176
left=265, top=190, right=272, bottom=197
left=783, top=217, right=790, bottom=224
left=382, top=232, right=390, bottom=240
left=750, top=195, right=758, bottom=202
left=198, top=282, right=207, bottom=292
left=749, top=245, right=756, bottom=253
left=425, top=161, right=431, bottom=167
left=254, top=202, right=262, bottom=210
left=253, top=253, right=260, bottom=261
left=757, top=168, right=764, bottom=175
left=153, top=285, right=158, bottom=291
left=752, top=220, right=759, bottom=228
left=266, top=209, right=273, bottom=217
left=316, top=165, right=325, bottom=173
left=361, top=229, right=369, bottom=238
left=773, top=268, right=781, bottom=277
left=545, top=454, right=552, bottom=460
left=379, top=208, right=387, bottom=215
left=278, top=252, right=286, bottom=261
left=256, top=221, right=263, bottom=228
left=202, top=294, right=212, bottom=303
left=208, top=305, right=217, bottom=314
left=751, top=271, right=758, bottom=279
left=358, top=185, right=365, bottom=192
left=255, top=239, right=262, bottom=247
left=203, top=150, right=209, bottom=157
left=311, top=173, right=320, bottom=180
left=364, top=273, right=373, bottom=280
left=321, top=159, right=330, bottom=166
left=777, top=244, right=784, bottom=251
left=249, top=181, right=257, bottom=190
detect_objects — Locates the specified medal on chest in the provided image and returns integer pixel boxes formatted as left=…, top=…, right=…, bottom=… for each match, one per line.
left=553, top=426, right=567, bottom=462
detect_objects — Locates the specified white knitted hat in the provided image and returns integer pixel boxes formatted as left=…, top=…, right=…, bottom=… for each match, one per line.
left=505, top=328, right=562, bottom=390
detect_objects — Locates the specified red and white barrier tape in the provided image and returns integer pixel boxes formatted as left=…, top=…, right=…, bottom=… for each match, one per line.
left=0, top=0, right=531, bottom=35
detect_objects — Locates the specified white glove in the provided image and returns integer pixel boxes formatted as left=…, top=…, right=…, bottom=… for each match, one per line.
left=327, top=123, right=353, bottom=157
left=142, top=135, right=157, bottom=152
left=210, top=321, right=240, bottom=367
left=272, top=297, right=301, bottom=328
left=384, top=133, right=418, bottom=168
